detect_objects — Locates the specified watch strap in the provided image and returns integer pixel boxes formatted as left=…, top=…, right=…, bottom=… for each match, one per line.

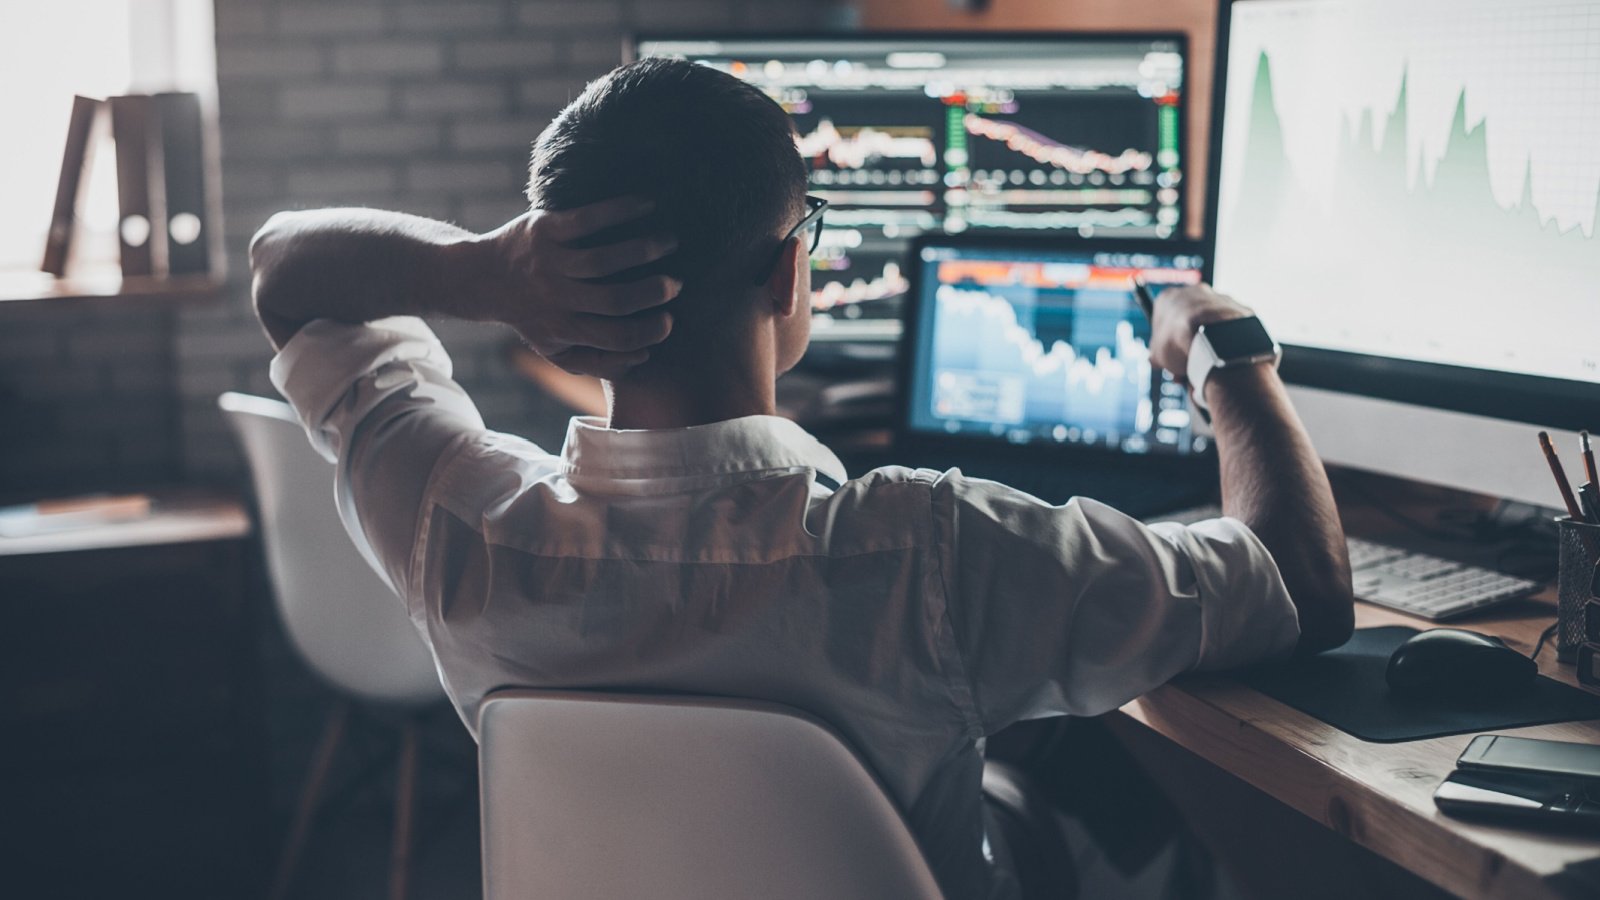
left=1186, top=329, right=1221, bottom=414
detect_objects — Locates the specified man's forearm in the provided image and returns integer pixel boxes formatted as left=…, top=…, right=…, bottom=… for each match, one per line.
left=1208, top=365, right=1355, bottom=653
left=250, top=208, right=498, bottom=350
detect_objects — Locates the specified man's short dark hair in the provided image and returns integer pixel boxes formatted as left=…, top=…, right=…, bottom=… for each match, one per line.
left=528, top=57, right=807, bottom=289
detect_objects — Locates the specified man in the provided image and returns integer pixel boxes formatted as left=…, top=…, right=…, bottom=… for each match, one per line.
left=253, top=58, right=1353, bottom=899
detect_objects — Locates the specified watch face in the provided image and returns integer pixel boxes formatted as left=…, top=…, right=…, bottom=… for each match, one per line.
left=1203, top=316, right=1275, bottom=360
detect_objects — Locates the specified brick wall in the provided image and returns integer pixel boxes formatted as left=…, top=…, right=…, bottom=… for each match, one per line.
left=9, top=0, right=824, bottom=493
left=0, top=305, right=181, bottom=499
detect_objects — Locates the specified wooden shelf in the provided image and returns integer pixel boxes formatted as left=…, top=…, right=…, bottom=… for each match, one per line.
left=0, top=268, right=225, bottom=310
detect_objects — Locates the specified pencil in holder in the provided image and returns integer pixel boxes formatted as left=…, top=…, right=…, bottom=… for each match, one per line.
left=1556, top=517, right=1600, bottom=663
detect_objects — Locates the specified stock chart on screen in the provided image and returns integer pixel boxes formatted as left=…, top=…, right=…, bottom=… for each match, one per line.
left=1214, top=0, right=1600, bottom=384
left=905, top=243, right=1207, bottom=455
left=636, top=36, right=1186, bottom=336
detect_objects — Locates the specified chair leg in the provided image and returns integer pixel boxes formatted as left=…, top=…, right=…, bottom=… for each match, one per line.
left=269, top=699, right=350, bottom=900
left=389, top=717, right=421, bottom=900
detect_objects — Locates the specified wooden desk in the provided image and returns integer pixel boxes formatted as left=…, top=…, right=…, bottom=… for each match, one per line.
left=0, top=490, right=267, bottom=897
left=0, top=491, right=250, bottom=556
left=1114, top=583, right=1600, bottom=899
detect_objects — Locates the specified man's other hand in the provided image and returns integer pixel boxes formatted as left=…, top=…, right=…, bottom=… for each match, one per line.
left=1145, top=282, right=1254, bottom=385
left=480, top=196, right=681, bottom=379
left=1144, top=280, right=1354, bottom=654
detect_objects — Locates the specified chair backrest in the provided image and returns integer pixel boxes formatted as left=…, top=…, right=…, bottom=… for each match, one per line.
left=478, top=690, right=946, bottom=900
left=218, top=392, right=441, bottom=707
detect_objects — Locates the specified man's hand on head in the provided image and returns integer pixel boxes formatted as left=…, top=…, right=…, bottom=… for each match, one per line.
left=476, top=195, right=682, bottom=380
left=1144, top=282, right=1254, bottom=385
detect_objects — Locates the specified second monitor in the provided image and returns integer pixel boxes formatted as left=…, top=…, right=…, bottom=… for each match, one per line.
left=900, top=235, right=1209, bottom=458
left=634, top=33, right=1188, bottom=337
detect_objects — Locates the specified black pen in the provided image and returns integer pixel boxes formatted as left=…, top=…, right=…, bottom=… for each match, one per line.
left=1131, top=276, right=1157, bottom=319
left=1581, top=482, right=1600, bottom=526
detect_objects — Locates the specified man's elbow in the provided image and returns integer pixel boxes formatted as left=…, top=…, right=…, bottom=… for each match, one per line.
left=249, top=213, right=296, bottom=287
left=248, top=212, right=304, bottom=349
left=1293, top=577, right=1356, bottom=655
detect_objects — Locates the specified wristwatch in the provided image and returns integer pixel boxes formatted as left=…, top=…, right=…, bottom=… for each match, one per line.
left=1185, top=315, right=1281, bottom=415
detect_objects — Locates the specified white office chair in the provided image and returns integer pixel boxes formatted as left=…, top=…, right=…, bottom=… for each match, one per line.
left=219, top=392, right=444, bottom=900
left=477, top=690, right=946, bottom=900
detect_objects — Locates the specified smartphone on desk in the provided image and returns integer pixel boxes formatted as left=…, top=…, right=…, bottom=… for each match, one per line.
left=1458, top=734, right=1600, bottom=780
left=1435, top=768, right=1600, bottom=830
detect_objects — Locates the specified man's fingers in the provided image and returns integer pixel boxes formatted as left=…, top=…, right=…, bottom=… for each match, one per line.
left=540, top=195, right=655, bottom=243
left=570, top=309, right=674, bottom=353
left=545, top=346, right=651, bottom=380
left=564, top=274, right=681, bottom=316
left=564, top=235, right=677, bottom=279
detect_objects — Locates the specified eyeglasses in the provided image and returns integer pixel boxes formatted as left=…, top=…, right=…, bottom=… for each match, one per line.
left=751, top=195, right=828, bottom=285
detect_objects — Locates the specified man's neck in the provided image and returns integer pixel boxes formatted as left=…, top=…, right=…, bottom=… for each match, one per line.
left=606, top=356, right=776, bottom=431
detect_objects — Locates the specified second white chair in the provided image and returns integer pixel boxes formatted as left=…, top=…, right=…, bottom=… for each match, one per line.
left=220, top=392, right=444, bottom=900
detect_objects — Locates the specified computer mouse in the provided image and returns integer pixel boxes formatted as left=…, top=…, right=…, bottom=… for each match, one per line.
left=1386, top=628, right=1538, bottom=696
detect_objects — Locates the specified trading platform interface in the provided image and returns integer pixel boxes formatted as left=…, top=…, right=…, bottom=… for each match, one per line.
left=636, top=37, right=1186, bottom=331
left=905, top=243, right=1207, bottom=455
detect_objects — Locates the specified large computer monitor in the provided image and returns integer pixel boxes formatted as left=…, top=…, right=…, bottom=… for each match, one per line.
left=634, top=33, right=1188, bottom=340
left=1207, top=0, right=1600, bottom=506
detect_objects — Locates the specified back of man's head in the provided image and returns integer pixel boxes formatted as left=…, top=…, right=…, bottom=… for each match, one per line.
left=528, top=58, right=807, bottom=301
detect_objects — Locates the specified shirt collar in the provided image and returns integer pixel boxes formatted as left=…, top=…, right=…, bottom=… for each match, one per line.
left=560, top=415, right=849, bottom=484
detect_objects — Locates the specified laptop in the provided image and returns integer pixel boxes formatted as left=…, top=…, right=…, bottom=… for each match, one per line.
left=892, top=233, right=1219, bottom=517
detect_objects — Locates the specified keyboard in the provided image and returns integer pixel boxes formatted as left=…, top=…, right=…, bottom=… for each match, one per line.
left=1344, top=537, right=1539, bottom=620
left=1150, top=506, right=1541, bottom=620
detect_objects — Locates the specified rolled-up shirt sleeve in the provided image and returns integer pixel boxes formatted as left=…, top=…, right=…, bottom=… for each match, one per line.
left=269, top=316, right=488, bottom=596
left=928, top=470, right=1299, bottom=732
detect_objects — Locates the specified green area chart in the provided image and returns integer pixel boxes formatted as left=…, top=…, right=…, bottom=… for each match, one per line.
left=1225, top=51, right=1599, bottom=281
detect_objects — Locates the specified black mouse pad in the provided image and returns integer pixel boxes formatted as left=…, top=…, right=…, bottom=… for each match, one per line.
left=1239, top=626, right=1600, bottom=743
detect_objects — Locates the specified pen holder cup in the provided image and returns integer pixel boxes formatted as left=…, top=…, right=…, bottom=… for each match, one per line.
left=1556, top=517, right=1600, bottom=663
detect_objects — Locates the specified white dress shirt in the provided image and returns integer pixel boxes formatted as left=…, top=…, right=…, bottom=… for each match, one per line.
left=272, top=316, right=1299, bottom=900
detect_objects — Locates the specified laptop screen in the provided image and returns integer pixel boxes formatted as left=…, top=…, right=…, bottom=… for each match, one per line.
left=902, top=238, right=1210, bottom=456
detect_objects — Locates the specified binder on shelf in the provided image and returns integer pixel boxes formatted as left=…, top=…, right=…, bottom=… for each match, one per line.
left=154, top=92, right=214, bottom=276
left=109, top=94, right=167, bottom=278
left=42, top=95, right=104, bottom=277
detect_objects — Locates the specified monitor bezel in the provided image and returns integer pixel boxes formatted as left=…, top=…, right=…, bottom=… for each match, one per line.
left=1204, top=0, right=1600, bottom=432
left=627, top=30, right=1194, bottom=61
left=629, top=30, right=1193, bottom=240
left=893, top=230, right=1216, bottom=471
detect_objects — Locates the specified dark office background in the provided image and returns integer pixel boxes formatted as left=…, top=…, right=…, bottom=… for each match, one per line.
left=0, top=2, right=1228, bottom=896
left=4, top=3, right=843, bottom=896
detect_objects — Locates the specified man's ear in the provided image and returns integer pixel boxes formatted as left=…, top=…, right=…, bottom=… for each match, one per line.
left=763, top=237, right=803, bottom=319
